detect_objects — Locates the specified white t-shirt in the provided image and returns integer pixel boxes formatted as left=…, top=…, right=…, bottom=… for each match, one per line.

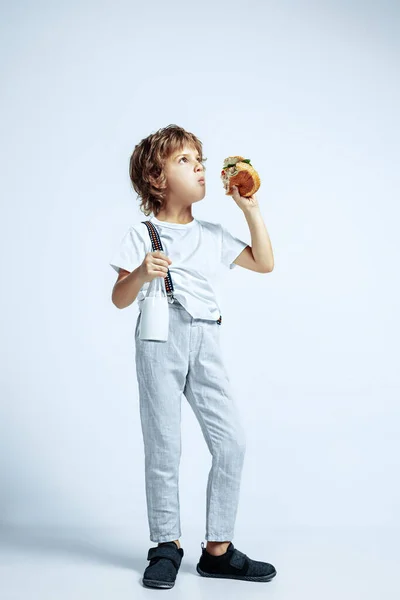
left=109, top=215, right=249, bottom=320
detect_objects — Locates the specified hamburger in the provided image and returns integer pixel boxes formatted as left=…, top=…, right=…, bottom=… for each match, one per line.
left=221, top=155, right=261, bottom=197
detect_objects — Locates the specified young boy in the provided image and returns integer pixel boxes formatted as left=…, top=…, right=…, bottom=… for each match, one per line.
left=109, top=124, right=276, bottom=589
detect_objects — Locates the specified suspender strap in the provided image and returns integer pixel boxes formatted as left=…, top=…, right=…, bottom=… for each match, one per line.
left=142, top=220, right=175, bottom=303
left=141, top=221, right=222, bottom=325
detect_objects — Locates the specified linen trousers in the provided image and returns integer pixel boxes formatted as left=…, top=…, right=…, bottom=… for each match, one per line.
left=134, top=298, right=246, bottom=544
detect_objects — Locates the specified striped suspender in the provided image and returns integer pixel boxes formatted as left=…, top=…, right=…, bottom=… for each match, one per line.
left=141, top=221, right=222, bottom=326
left=142, top=221, right=175, bottom=304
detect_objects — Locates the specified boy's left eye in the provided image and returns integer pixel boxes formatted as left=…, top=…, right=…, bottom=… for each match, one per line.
left=179, top=157, right=202, bottom=164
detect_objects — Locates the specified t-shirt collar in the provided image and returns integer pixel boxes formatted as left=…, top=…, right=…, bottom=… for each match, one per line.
left=150, top=215, right=197, bottom=229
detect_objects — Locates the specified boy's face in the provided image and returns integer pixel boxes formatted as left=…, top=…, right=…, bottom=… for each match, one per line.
left=162, top=145, right=206, bottom=205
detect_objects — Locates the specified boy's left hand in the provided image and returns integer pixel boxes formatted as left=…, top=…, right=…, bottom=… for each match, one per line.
left=230, top=185, right=259, bottom=212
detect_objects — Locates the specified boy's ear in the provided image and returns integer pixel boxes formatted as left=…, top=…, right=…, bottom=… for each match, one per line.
left=149, top=175, right=167, bottom=195
left=148, top=174, right=157, bottom=187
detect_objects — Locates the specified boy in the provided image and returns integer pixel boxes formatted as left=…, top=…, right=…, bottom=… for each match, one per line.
left=109, top=124, right=276, bottom=588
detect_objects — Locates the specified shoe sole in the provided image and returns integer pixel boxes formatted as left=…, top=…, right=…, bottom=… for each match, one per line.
left=143, top=578, right=175, bottom=588
left=196, top=564, right=277, bottom=582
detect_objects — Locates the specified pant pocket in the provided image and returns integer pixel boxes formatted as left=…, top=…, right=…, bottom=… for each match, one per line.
left=135, top=311, right=141, bottom=338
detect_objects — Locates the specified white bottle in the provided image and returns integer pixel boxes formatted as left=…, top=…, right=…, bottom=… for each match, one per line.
left=139, top=274, right=169, bottom=342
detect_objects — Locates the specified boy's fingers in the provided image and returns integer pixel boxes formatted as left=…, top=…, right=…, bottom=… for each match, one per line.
left=160, top=251, right=172, bottom=263
left=153, top=257, right=170, bottom=267
left=153, top=250, right=172, bottom=263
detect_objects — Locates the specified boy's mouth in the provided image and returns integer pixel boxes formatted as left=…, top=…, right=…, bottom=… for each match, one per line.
left=198, top=177, right=205, bottom=184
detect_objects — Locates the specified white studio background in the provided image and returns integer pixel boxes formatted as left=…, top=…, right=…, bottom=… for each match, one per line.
left=1, top=0, right=399, bottom=593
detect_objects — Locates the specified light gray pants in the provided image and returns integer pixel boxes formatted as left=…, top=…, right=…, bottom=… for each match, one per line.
left=134, top=298, right=246, bottom=544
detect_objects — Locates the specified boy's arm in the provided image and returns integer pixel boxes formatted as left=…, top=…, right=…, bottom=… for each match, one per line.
left=112, top=266, right=146, bottom=309
left=230, top=186, right=274, bottom=272
left=232, top=245, right=267, bottom=272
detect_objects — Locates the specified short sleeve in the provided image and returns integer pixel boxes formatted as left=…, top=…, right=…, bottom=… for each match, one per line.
left=220, top=224, right=249, bottom=269
left=109, top=225, right=148, bottom=274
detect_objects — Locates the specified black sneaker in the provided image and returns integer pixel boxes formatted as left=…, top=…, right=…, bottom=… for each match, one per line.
left=196, top=541, right=277, bottom=582
left=142, top=541, right=184, bottom=589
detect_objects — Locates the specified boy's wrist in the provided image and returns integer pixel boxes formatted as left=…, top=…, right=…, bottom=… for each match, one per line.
left=242, top=205, right=262, bottom=219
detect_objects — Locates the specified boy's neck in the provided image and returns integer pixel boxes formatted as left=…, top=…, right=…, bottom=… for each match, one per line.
left=154, top=209, right=194, bottom=225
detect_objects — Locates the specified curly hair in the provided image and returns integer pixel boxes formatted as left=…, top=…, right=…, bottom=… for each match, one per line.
left=129, top=124, right=207, bottom=217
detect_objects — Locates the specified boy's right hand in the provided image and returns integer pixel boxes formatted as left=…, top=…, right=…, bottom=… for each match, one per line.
left=139, top=250, right=172, bottom=283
